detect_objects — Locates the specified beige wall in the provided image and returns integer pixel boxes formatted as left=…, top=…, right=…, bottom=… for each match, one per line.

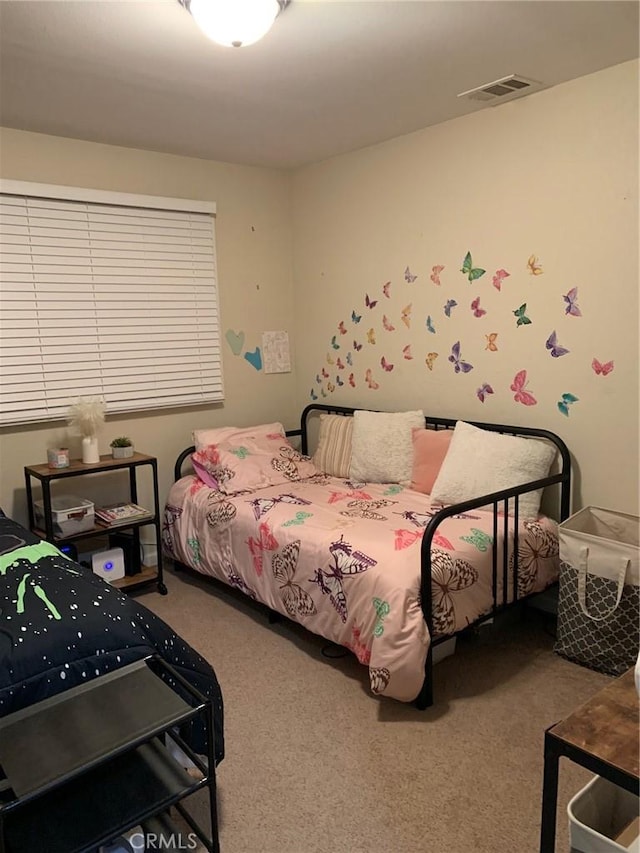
left=0, top=128, right=298, bottom=528
left=291, top=60, right=639, bottom=516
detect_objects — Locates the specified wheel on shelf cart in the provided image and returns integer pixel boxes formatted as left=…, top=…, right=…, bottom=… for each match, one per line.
left=157, top=582, right=168, bottom=595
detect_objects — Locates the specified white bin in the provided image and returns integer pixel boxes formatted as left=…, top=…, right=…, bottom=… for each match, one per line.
left=34, top=494, right=95, bottom=537
left=568, top=775, right=640, bottom=852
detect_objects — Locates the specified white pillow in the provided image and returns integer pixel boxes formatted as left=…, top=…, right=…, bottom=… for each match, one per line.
left=349, top=410, right=425, bottom=484
left=430, top=420, right=557, bottom=519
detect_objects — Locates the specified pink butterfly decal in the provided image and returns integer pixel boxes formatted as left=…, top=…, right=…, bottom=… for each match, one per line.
left=448, top=341, right=474, bottom=374
left=353, top=339, right=363, bottom=351
left=545, top=331, right=569, bottom=358
left=430, top=265, right=444, bottom=286
left=402, top=344, right=413, bottom=360
left=382, top=281, right=391, bottom=298
left=394, top=529, right=422, bottom=550
left=404, top=266, right=417, bottom=283
left=471, top=296, right=486, bottom=318
left=348, top=372, right=356, bottom=388
left=246, top=522, right=279, bottom=576
left=365, top=293, right=378, bottom=309
left=510, top=370, right=537, bottom=406
left=492, top=269, right=510, bottom=291
left=321, top=367, right=329, bottom=378
left=592, top=358, right=614, bottom=376
left=338, top=321, right=347, bottom=335
left=563, top=287, right=582, bottom=317
left=365, top=368, right=380, bottom=390
left=476, top=383, right=494, bottom=403
left=380, top=356, right=394, bottom=372
left=336, top=357, right=345, bottom=370
left=382, top=314, right=395, bottom=332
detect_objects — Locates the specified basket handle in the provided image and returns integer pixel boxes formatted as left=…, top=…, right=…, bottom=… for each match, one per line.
left=577, top=547, right=630, bottom=621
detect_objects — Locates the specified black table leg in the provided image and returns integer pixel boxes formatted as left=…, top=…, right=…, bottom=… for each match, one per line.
left=540, top=730, right=560, bottom=853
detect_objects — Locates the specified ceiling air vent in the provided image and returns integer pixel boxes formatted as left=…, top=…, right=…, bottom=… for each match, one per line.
left=457, top=75, right=542, bottom=104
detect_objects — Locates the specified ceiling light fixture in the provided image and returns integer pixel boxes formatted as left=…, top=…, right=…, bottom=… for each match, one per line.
left=180, top=0, right=290, bottom=48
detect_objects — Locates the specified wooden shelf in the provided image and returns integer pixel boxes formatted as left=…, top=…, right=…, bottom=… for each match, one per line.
left=111, top=564, right=158, bottom=590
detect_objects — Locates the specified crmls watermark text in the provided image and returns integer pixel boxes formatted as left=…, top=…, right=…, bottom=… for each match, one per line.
left=129, top=833, right=199, bottom=850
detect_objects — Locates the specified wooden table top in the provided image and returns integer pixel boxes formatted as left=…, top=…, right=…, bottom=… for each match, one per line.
left=550, top=668, right=639, bottom=780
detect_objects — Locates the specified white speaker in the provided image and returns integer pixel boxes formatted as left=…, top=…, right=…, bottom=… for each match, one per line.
left=91, top=547, right=125, bottom=583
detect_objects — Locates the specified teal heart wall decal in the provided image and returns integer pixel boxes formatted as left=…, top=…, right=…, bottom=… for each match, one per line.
left=225, top=329, right=245, bottom=356
left=244, top=347, right=263, bottom=371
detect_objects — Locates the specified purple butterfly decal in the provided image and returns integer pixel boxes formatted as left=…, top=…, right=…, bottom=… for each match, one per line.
left=444, top=299, right=457, bottom=318
left=448, top=341, right=473, bottom=374
left=563, top=287, right=582, bottom=317
left=404, top=266, right=417, bottom=283
left=476, top=383, right=494, bottom=402
left=545, top=330, right=569, bottom=358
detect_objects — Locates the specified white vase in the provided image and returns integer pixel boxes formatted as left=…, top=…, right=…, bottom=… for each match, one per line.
left=81, top=435, right=100, bottom=464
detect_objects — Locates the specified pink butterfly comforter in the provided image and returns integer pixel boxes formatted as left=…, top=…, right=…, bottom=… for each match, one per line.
left=164, top=474, right=559, bottom=702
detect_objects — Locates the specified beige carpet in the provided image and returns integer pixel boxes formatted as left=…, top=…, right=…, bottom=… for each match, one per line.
left=138, top=567, right=610, bottom=853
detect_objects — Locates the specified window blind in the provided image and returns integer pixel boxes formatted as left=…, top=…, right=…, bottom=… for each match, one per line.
left=0, top=183, right=223, bottom=426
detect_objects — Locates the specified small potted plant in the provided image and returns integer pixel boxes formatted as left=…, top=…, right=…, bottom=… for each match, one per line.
left=110, top=436, right=134, bottom=459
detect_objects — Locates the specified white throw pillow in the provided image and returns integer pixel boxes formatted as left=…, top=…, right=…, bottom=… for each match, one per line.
left=430, top=420, right=557, bottom=519
left=349, top=410, right=425, bottom=484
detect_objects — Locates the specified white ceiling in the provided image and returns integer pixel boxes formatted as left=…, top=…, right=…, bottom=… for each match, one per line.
left=1, top=0, right=638, bottom=170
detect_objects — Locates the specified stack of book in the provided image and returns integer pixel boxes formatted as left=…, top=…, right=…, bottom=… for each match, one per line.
left=95, top=502, right=153, bottom=528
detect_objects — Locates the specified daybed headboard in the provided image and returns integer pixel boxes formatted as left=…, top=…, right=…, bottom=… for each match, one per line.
left=297, top=403, right=572, bottom=521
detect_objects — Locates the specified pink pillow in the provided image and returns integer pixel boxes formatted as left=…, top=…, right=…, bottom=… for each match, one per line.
left=410, top=428, right=453, bottom=495
left=193, top=430, right=318, bottom=495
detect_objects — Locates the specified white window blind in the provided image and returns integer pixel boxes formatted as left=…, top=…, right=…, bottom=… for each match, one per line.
left=0, top=181, right=223, bottom=426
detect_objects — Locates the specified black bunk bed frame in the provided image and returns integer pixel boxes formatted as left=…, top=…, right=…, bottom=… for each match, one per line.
left=173, top=403, right=571, bottom=710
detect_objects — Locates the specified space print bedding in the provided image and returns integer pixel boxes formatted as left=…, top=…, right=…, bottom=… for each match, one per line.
left=0, top=513, right=224, bottom=761
left=164, top=473, right=560, bottom=703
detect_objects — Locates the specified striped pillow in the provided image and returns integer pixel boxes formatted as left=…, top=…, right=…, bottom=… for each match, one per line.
left=312, top=414, right=353, bottom=477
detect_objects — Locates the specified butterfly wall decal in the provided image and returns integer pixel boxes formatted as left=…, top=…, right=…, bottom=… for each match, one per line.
left=511, top=370, right=537, bottom=406
left=338, top=321, right=347, bottom=335
left=352, top=309, right=362, bottom=324
left=380, top=356, right=394, bottom=372
left=592, top=358, right=614, bottom=376
left=401, top=304, right=412, bottom=328
left=492, top=268, right=510, bottom=291
left=336, top=357, right=345, bottom=370
left=461, top=251, right=486, bottom=283
left=383, top=281, right=391, bottom=298
left=326, top=353, right=335, bottom=365
left=404, top=266, right=417, bottom=283
left=346, top=352, right=352, bottom=366
left=365, top=368, right=379, bottom=390
left=513, top=303, right=532, bottom=327
left=448, top=341, right=473, bottom=374
left=402, top=344, right=413, bottom=360
left=476, top=383, right=494, bottom=403
left=485, top=333, right=498, bottom=352
left=353, top=339, right=363, bottom=351
left=430, top=264, right=444, bottom=286
left=444, top=299, right=457, bottom=317
left=310, top=388, right=318, bottom=400
left=460, top=528, right=494, bottom=552
left=527, top=255, right=543, bottom=275
left=425, top=352, right=438, bottom=371
left=327, top=381, right=335, bottom=393
left=426, top=315, right=435, bottom=333
left=382, top=314, right=395, bottom=332
left=471, top=296, right=486, bottom=318
left=320, top=388, right=327, bottom=398
left=315, top=373, right=322, bottom=384
left=272, top=540, right=317, bottom=618
left=331, top=335, right=340, bottom=350
left=246, top=522, right=279, bottom=576
left=563, top=287, right=582, bottom=317
left=367, top=328, right=376, bottom=345
left=348, top=373, right=356, bottom=388
left=365, top=293, right=378, bottom=309
left=557, top=392, right=579, bottom=417
left=545, top=330, right=569, bottom=358
left=336, top=375, right=344, bottom=386
left=321, top=367, right=329, bottom=378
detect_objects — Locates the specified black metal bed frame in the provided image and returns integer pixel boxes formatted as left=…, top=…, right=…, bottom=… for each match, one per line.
left=173, top=404, right=571, bottom=710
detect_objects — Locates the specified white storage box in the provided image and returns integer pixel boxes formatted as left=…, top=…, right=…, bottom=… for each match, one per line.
left=568, top=775, right=640, bottom=852
left=34, top=494, right=95, bottom=537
